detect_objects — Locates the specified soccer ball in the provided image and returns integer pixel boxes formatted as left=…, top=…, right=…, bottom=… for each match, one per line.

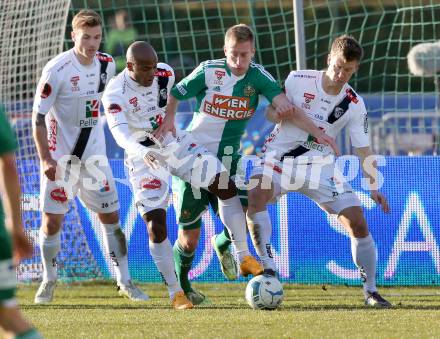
left=245, top=274, right=284, bottom=310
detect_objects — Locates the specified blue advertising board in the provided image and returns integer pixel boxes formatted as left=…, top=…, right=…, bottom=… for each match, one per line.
left=20, top=156, right=440, bottom=286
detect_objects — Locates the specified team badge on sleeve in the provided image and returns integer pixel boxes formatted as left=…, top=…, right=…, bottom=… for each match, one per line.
left=40, top=83, right=52, bottom=98
left=107, top=103, right=122, bottom=114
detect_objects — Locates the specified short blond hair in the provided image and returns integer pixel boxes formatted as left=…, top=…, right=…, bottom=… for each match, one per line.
left=72, top=9, right=102, bottom=31
left=224, top=24, right=254, bottom=46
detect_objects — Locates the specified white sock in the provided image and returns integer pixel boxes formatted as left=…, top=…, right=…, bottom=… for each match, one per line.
left=217, top=196, right=249, bottom=262
left=101, top=223, right=130, bottom=286
left=149, top=238, right=181, bottom=298
left=39, top=228, right=60, bottom=282
left=350, top=234, right=377, bottom=296
left=248, top=210, right=276, bottom=271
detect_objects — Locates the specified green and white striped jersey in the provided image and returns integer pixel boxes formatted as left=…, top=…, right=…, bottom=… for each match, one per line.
left=171, top=58, right=282, bottom=159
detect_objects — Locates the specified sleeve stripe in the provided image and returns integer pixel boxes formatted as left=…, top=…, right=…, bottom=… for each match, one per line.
left=250, top=62, right=276, bottom=82
left=110, top=122, right=128, bottom=129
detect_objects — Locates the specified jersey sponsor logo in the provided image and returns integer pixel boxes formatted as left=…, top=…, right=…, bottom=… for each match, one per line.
left=149, top=114, right=163, bottom=130
left=203, top=94, right=255, bottom=120
left=304, top=93, right=315, bottom=101
left=187, top=143, right=197, bottom=152
left=99, top=180, right=110, bottom=192
left=215, top=70, right=226, bottom=80
left=56, top=60, right=71, bottom=72
left=108, top=103, right=122, bottom=114
left=50, top=188, right=68, bottom=203
left=70, top=76, right=80, bottom=92
left=86, top=100, right=99, bottom=118
left=79, top=100, right=99, bottom=128
left=129, top=97, right=138, bottom=107
left=293, top=74, right=316, bottom=79
left=40, top=83, right=52, bottom=98
left=176, top=83, right=187, bottom=95
left=303, top=127, right=326, bottom=152
left=155, top=70, right=173, bottom=77
left=213, top=86, right=221, bottom=92
left=302, top=92, right=315, bottom=110
left=140, top=177, right=162, bottom=190
left=214, top=70, right=226, bottom=85
left=48, top=118, right=57, bottom=151
left=129, top=97, right=141, bottom=113
left=262, top=126, right=280, bottom=152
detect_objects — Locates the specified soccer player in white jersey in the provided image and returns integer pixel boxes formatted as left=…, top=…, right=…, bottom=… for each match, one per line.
left=247, top=35, right=392, bottom=307
left=154, top=24, right=338, bottom=304
left=102, top=41, right=265, bottom=308
left=32, top=9, right=147, bottom=304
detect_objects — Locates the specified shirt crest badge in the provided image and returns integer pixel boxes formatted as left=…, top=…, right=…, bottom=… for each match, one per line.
left=244, top=85, right=255, bottom=97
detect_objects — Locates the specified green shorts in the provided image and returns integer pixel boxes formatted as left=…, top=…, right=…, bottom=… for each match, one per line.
left=173, top=155, right=248, bottom=230
left=0, top=220, right=16, bottom=303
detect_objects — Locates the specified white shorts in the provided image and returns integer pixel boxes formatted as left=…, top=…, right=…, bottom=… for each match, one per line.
left=252, top=158, right=361, bottom=215
left=127, top=130, right=225, bottom=216
left=126, top=157, right=171, bottom=216
left=40, top=158, right=120, bottom=215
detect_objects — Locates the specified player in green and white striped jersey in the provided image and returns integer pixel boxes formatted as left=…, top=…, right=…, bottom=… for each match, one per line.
left=154, top=24, right=337, bottom=304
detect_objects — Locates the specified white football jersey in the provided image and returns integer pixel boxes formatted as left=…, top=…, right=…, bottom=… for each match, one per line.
left=263, top=70, right=370, bottom=160
left=102, top=63, right=175, bottom=146
left=33, top=49, right=116, bottom=160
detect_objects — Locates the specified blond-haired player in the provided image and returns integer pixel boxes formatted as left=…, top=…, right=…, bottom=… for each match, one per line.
left=155, top=24, right=337, bottom=304
left=32, top=9, right=147, bottom=303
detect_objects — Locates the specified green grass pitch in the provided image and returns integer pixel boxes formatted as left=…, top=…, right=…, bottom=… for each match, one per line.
left=18, top=282, right=440, bottom=338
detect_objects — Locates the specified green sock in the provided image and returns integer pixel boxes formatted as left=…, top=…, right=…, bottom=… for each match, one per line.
left=173, top=240, right=195, bottom=294
left=215, top=227, right=232, bottom=254
left=15, top=328, right=43, bottom=339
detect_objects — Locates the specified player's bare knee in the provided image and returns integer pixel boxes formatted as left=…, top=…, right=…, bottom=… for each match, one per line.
left=208, top=174, right=237, bottom=200
left=350, top=218, right=369, bottom=238
left=339, top=206, right=369, bottom=238
left=42, top=213, right=63, bottom=235
left=144, top=209, right=167, bottom=242
left=248, top=186, right=271, bottom=215
left=178, top=230, right=199, bottom=252
left=98, top=211, right=119, bottom=224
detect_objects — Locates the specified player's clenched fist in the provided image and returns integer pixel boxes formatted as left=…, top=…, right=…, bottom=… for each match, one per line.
left=42, top=157, right=57, bottom=181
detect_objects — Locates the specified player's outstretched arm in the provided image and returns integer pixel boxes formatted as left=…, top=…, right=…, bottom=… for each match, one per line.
left=269, top=93, right=340, bottom=155
left=356, top=146, right=390, bottom=213
left=0, top=153, right=33, bottom=261
left=32, top=111, right=57, bottom=181
left=153, top=94, right=178, bottom=139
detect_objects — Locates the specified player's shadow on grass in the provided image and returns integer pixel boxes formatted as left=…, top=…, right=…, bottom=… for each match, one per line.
left=22, top=304, right=172, bottom=310
left=280, top=304, right=440, bottom=311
